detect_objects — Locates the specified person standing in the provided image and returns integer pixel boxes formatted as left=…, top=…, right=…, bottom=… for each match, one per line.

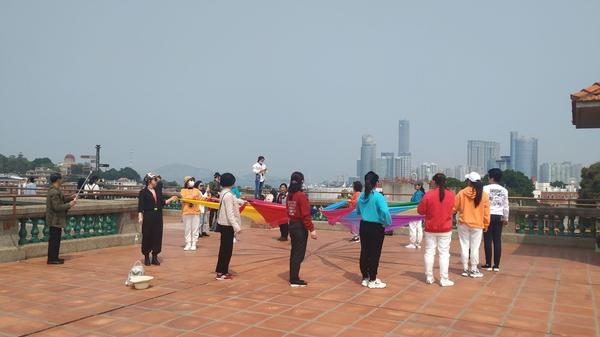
left=276, top=183, right=289, bottom=241
left=252, top=156, right=267, bottom=199
left=349, top=181, right=362, bottom=243
left=357, top=171, right=391, bottom=289
left=406, top=182, right=426, bottom=249
left=83, top=175, right=101, bottom=198
left=180, top=176, right=201, bottom=251
left=454, top=172, right=490, bottom=278
left=138, top=173, right=177, bottom=266
left=215, top=173, right=245, bottom=280
left=208, top=173, right=222, bottom=231
left=194, top=180, right=210, bottom=237
left=482, top=168, right=509, bottom=272
left=286, top=172, right=318, bottom=287
left=23, top=176, right=37, bottom=196
left=46, top=173, right=77, bottom=264
left=418, top=173, right=456, bottom=286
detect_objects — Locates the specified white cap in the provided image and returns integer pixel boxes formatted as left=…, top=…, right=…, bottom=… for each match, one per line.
left=465, top=172, right=482, bottom=182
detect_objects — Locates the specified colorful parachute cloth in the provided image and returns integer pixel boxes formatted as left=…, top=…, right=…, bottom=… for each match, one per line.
left=179, top=198, right=266, bottom=224
left=321, top=201, right=424, bottom=231
left=247, top=200, right=289, bottom=227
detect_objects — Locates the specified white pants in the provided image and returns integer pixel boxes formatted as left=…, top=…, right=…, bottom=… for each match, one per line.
left=457, top=224, right=483, bottom=271
left=183, top=214, right=200, bottom=245
left=408, top=221, right=423, bottom=245
left=199, top=212, right=208, bottom=233
left=424, top=231, right=452, bottom=281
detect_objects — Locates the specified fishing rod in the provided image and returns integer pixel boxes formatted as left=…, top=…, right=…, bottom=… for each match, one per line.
left=74, top=169, right=95, bottom=199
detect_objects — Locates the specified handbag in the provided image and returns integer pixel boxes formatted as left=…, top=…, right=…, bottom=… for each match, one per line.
left=125, top=260, right=145, bottom=286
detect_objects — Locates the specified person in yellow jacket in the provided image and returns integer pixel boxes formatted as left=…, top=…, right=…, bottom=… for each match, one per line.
left=181, top=176, right=202, bottom=251
left=453, top=172, right=490, bottom=278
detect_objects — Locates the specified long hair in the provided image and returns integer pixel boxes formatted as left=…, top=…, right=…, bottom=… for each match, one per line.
left=415, top=183, right=425, bottom=194
left=432, top=173, right=447, bottom=202
left=363, top=171, right=379, bottom=199
left=288, top=171, right=304, bottom=200
left=352, top=181, right=363, bottom=193
left=469, top=180, right=484, bottom=207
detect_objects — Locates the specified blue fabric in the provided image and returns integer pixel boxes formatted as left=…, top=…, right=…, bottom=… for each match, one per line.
left=410, top=190, right=425, bottom=203
left=322, top=200, right=349, bottom=211
left=356, top=192, right=392, bottom=226
left=232, top=186, right=241, bottom=198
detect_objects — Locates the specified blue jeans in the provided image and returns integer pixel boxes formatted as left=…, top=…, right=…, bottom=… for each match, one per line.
left=254, top=175, right=264, bottom=199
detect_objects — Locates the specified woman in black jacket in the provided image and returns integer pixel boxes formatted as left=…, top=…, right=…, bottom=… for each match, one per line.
left=138, top=173, right=177, bottom=266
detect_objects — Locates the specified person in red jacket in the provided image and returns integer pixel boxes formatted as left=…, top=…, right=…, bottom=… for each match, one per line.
left=417, top=173, right=456, bottom=287
left=286, top=171, right=318, bottom=287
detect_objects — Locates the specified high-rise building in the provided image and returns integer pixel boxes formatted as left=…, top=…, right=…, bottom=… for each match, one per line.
left=539, top=162, right=583, bottom=184
left=454, top=165, right=467, bottom=180
left=467, top=140, right=500, bottom=174
left=398, top=120, right=410, bottom=155
left=417, top=163, right=438, bottom=181
left=376, top=152, right=395, bottom=179
left=357, top=135, right=377, bottom=179
left=394, top=154, right=412, bottom=179
left=495, top=156, right=512, bottom=171
left=510, top=132, right=538, bottom=179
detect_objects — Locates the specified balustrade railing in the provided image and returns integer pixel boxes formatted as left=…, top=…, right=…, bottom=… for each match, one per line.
left=17, top=214, right=117, bottom=245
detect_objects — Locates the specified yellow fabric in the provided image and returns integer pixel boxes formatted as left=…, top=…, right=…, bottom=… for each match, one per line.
left=180, top=189, right=201, bottom=215
left=180, top=198, right=266, bottom=224
left=453, top=187, right=490, bottom=229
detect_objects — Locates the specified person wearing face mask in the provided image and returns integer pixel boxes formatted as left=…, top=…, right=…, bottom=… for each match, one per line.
left=180, top=176, right=202, bottom=251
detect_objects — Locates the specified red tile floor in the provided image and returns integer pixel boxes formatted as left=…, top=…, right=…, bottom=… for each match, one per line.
left=1, top=217, right=599, bottom=337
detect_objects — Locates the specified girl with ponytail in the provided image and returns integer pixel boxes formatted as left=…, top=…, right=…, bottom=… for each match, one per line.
left=418, top=173, right=456, bottom=286
left=356, top=171, right=391, bottom=289
left=286, top=171, right=317, bottom=287
left=453, top=172, right=490, bottom=279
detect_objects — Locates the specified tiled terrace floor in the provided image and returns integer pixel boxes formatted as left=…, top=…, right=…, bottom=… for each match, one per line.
left=1, top=217, right=600, bottom=337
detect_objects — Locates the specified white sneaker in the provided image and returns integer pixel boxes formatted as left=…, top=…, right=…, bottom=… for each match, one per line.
left=461, top=270, right=470, bottom=277
left=470, top=269, right=484, bottom=278
left=405, top=244, right=417, bottom=249
left=361, top=278, right=369, bottom=287
left=183, top=243, right=191, bottom=251
left=368, top=279, right=387, bottom=289
left=191, top=244, right=197, bottom=251
left=426, top=277, right=435, bottom=285
left=416, top=244, right=421, bottom=249
left=440, top=279, right=455, bottom=287
left=493, top=267, right=500, bottom=272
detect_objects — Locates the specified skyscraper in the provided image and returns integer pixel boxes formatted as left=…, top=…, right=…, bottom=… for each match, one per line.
left=510, top=131, right=538, bottom=179
left=398, top=120, right=410, bottom=155
left=394, top=154, right=412, bottom=179
left=467, top=140, right=500, bottom=174
left=417, top=163, right=438, bottom=181
left=357, top=135, right=377, bottom=179
left=377, top=152, right=395, bottom=179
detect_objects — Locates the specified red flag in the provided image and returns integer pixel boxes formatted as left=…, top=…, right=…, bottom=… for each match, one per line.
left=249, top=200, right=289, bottom=227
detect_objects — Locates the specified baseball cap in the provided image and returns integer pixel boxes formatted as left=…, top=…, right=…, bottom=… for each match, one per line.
left=465, top=172, right=482, bottom=182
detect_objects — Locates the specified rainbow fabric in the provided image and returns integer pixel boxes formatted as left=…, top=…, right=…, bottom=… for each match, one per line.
left=321, top=201, right=423, bottom=231
left=179, top=198, right=266, bottom=224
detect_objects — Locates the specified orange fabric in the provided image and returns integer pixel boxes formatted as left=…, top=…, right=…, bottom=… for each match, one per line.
left=453, top=187, right=490, bottom=229
left=180, top=188, right=201, bottom=215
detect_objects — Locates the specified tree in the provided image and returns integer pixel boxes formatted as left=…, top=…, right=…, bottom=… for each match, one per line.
left=501, top=170, right=534, bottom=197
left=579, top=162, right=600, bottom=200
left=550, top=181, right=566, bottom=189
left=31, top=157, right=56, bottom=170
left=446, top=177, right=466, bottom=191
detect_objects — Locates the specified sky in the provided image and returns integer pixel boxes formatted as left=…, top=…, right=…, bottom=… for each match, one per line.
left=1, top=0, right=599, bottom=182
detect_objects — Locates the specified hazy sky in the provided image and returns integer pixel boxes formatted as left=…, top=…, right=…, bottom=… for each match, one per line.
left=1, top=0, right=599, bottom=182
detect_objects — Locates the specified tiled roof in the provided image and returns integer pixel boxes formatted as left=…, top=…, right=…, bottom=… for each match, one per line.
left=571, top=82, right=600, bottom=102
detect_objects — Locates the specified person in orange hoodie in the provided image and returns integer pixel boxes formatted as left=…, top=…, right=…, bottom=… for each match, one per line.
left=348, top=181, right=362, bottom=243
left=453, top=172, right=490, bottom=278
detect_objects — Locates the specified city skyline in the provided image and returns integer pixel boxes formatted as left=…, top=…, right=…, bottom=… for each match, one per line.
left=1, top=1, right=599, bottom=182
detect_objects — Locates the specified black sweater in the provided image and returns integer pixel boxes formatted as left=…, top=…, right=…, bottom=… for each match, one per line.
left=138, top=187, right=165, bottom=213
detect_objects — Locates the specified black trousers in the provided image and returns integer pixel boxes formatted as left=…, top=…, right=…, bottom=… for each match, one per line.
left=484, top=215, right=503, bottom=267
left=279, top=223, right=289, bottom=238
left=47, top=226, right=62, bottom=261
left=359, top=221, right=385, bottom=281
left=216, top=225, right=234, bottom=274
left=141, top=211, right=163, bottom=255
left=209, top=209, right=218, bottom=230
left=289, top=221, right=308, bottom=282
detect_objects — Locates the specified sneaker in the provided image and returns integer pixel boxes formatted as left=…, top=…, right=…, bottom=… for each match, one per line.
left=426, top=277, right=435, bottom=285
left=191, top=244, right=197, bottom=251
left=202, top=232, right=210, bottom=237
left=290, top=280, right=308, bottom=287
left=350, top=236, right=360, bottom=243
left=183, top=243, right=191, bottom=251
left=216, top=273, right=233, bottom=281
left=461, top=270, right=470, bottom=277
left=493, top=266, right=500, bottom=272
left=368, top=279, right=387, bottom=289
left=469, top=269, right=484, bottom=278
left=440, top=279, right=455, bottom=287
left=361, top=278, right=369, bottom=287
left=416, top=244, right=422, bottom=249
left=481, top=264, right=492, bottom=271
left=405, top=244, right=417, bottom=249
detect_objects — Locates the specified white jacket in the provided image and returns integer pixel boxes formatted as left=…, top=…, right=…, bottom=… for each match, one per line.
left=483, top=184, right=509, bottom=221
left=217, top=189, right=245, bottom=232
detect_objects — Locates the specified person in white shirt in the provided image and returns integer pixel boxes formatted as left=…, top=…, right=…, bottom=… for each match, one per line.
left=23, top=177, right=37, bottom=196
left=83, top=176, right=101, bottom=198
left=194, top=180, right=210, bottom=238
left=482, top=168, right=509, bottom=272
left=252, top=156, right=267, bottom=199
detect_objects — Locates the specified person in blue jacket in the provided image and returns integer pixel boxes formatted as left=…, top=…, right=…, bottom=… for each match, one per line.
left=406, top=181, right=426, bottom=249
left=357, top=171, right=392, bottom=289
